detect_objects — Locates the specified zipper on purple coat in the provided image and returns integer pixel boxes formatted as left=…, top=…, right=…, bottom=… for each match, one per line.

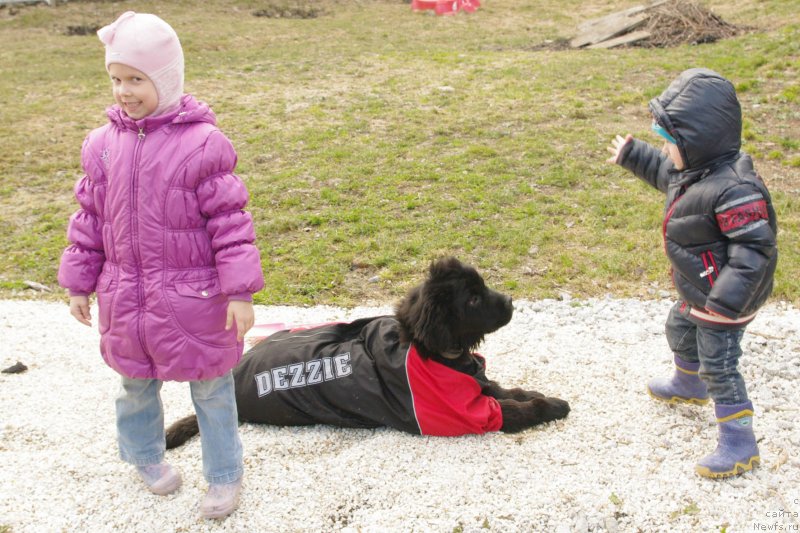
left=131, top=127, right=151, bottom=362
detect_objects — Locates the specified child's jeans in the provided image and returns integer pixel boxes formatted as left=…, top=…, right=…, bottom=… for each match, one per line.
left=116, top=371, right=243, bottom=484
left=665, top=301, right=748, bottom=405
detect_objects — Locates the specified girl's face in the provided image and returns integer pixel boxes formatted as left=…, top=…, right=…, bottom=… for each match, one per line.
left=108, top=63, right=158, bottom=119
left=662, top=141, right=685, bottom=170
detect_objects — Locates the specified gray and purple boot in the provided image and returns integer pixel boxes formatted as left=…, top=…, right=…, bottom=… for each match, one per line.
left=696, top=401, right=760, bottom=478
left=647, top=355, right=709, bottom=406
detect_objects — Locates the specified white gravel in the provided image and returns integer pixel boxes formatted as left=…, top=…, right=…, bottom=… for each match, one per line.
left=1, top=297, right=799, bottom=533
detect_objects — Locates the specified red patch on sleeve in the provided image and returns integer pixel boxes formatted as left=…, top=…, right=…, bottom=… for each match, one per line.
left=406, top=347, right=503, bottom=436
left=716, top=200, right=768, bottom=233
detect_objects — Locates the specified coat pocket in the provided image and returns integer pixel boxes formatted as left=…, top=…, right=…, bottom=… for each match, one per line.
left=96, top=271, right=118, bottom=335
left=698, top=251, right=720, bottom=288
left=174, top=277, right=222, bottom=299
left=166, top=277, right=233, bottom=346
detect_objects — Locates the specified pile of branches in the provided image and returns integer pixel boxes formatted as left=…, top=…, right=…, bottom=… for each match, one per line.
left=638, top=0, right=744, bottom=47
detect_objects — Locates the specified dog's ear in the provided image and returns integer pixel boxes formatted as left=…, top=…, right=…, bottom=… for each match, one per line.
left=395, top=278, right=456, bottom=358
left=428, top=256, right=463, bottom=280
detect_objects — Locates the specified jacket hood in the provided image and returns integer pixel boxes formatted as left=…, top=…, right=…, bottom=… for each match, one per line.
left=106, top=94, right=216, bottom=132
left=649, top=68, right=741, bottom=170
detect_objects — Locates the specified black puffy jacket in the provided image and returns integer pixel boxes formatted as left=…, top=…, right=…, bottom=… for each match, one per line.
left=619, top=68, right=778, bottom=328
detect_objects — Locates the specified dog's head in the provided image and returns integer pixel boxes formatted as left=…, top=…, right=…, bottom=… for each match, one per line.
left=395, top=257, right=513, bottom=360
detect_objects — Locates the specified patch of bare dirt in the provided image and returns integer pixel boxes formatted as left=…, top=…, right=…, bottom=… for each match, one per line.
left=252, top=3, right=327, bottom=19
left=64, top=24, right=100, bottom=36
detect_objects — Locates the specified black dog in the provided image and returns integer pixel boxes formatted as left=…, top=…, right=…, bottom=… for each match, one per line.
left=166, top=257, right=568, bottom=447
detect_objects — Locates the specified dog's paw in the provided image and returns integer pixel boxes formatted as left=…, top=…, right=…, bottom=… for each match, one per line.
left=498, top=396, right=570, bottom=432
left=543, top=397, right=570, bottom=421
left=522, top=390, right=546, bottom=401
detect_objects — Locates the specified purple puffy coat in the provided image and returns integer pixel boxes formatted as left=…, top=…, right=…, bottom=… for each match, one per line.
left=58, top=95, right=264, bottom=381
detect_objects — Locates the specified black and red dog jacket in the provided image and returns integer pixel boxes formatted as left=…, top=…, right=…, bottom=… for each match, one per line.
left=234, top=316, right=503, bottom=436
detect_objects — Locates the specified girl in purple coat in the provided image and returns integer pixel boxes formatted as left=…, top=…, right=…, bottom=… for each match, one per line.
left=58, top=12, right=264, bottom=519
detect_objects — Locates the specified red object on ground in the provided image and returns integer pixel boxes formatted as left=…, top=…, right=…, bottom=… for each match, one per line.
left=411, top=0, right=481, bottom=15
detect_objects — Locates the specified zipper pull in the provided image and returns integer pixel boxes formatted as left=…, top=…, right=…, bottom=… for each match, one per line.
left=138, top=128, right=145, bottom=140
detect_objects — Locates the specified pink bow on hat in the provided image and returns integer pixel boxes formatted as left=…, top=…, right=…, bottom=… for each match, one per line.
left=96, top=10, right=135, bottom=44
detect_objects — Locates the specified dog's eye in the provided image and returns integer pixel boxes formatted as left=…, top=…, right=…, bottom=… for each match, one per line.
left=467, top=295, right=481, bottom=307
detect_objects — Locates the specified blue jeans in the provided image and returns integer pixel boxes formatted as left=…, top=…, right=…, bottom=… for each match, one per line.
left=665, top=302, right=749, bottom=405
left=116, top=372, right=243, bottom=484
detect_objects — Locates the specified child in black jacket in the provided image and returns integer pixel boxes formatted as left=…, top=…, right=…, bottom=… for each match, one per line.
left=606, top=68, right=778, bottom=478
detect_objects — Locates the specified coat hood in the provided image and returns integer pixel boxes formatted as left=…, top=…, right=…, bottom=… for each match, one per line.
left=106, top=93, right=216, bottom=132
left=649, top=68, right=741, bottom=171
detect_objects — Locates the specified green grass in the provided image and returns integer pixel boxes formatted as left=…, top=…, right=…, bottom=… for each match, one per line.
left=1, top=0, right=798, bottom=306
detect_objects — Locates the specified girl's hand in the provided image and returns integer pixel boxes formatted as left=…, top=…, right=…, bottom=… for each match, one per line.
left=226, top=300, right=255, bottom=342
left=606, top=134, right=633, bottom=164
left=69, top=295, right=92, bottom=326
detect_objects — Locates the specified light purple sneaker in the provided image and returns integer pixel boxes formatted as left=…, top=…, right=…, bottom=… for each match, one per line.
left=136, top=462, right=182, bottom=495
left=200, top=478, right=242, bottom=519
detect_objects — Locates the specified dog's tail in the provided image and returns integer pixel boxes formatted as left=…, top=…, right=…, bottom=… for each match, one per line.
left=165, top=414, right=200, bottom=449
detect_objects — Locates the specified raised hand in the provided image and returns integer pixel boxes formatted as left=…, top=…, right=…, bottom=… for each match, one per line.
left=606, top=133, right=633, bottom=164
